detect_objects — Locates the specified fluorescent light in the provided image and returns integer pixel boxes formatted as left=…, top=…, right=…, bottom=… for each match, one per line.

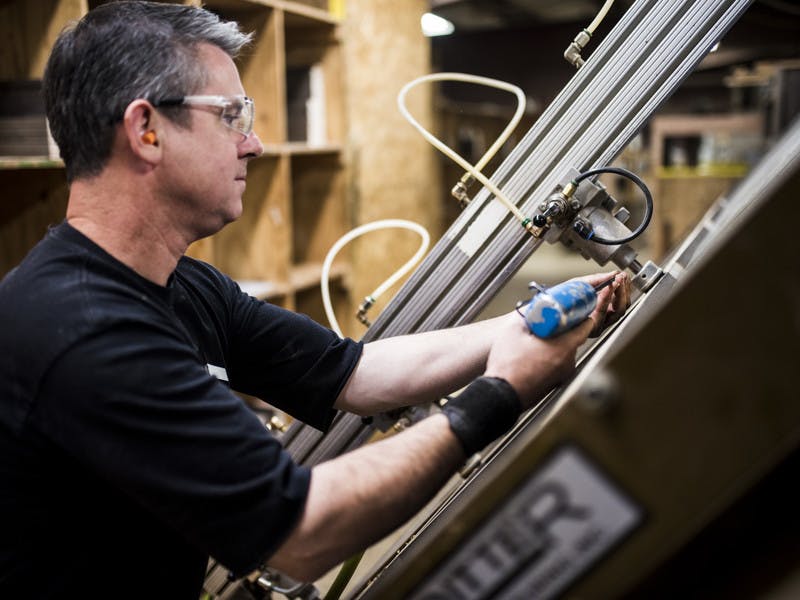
left=421, top=12, right=455, bottom=37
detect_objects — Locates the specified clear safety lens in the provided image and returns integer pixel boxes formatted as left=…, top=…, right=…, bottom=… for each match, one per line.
left=153, top=95, right=255, bottom=137
left=220, top=96, right=254, bottom=136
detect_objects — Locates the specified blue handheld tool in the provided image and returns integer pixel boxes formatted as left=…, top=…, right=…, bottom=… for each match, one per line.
left=523, top=276, right=615, bottom=338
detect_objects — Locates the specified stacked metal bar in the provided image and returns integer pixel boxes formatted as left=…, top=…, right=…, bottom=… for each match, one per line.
left=351, top=114, right=800, bottom=600
left=283, top=0, right=755, bottom=465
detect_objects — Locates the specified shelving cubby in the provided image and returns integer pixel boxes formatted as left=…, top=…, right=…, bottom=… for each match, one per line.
left=0, top=0, right=353, bottom=332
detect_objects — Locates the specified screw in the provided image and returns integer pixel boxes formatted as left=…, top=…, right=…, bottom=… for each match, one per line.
left=577, top=368, right=620, bottom=414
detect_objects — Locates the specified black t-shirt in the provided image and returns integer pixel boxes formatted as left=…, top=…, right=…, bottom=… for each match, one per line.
left=0, top=222, right=362, bottom=598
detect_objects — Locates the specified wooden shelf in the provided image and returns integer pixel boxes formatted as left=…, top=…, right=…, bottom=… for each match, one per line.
left=237, top=279, right=290, bottom=300
left=0, top=0, right=353, bottom=330
left=282, top=1, right=338, bottom=26
left=290, top=260, right=348, bottom=291
left=286, top=142, right=342, bottom=155
left=655, top=164, right=749, bottom=179
left=648, top=113, right=764, bottom=260
left=260, top=142, right=343, bottom=156
left=0, top=156, right=63, bottom=170
left=205, top=0, right=338, bottom=25
left=236, top=262, right=347, bottom=301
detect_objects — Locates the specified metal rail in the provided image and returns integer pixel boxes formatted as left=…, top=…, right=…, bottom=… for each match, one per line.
left=282, top=0, right=755, bottom=467
left=351, top=114, right=800, bottom=600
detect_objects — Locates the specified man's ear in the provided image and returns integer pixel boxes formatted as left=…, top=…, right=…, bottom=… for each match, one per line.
left=122, top=99, right=162, bottom=164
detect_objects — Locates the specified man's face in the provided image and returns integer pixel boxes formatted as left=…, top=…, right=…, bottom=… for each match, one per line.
left=158, top=43, right=263, bottom=239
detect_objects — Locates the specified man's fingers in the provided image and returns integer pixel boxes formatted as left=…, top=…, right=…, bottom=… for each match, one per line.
left=579, top=271, right=618, bottom=288
left=561, top=313, right=596, bottom=345
left=598, top=273, right=631, bottom=329
left=615, top=272, right=631, bottom=309
left=592, top=285, right=613, bottom=320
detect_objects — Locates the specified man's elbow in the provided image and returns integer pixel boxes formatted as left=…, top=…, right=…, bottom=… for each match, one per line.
left=332, top=391, right=375, bottom=417
left=267, top=544, right=335, bottom=583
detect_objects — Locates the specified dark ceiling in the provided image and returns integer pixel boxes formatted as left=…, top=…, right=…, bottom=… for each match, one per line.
left=426, top=0, right=800, bottom=115
left=429, top=0, right=636, bottom=31
left=429, top=0, right=800, bottom=36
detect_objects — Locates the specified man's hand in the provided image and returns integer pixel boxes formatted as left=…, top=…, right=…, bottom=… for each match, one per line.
left=579, top=271, right=631, bottom=337
left=484, top=311, right=594, bottom=409
left=485, top=271, right=631, bottom=408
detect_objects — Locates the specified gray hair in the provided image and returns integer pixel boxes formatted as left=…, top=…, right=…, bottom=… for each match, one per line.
left=43, top=1, right=253, bottom=182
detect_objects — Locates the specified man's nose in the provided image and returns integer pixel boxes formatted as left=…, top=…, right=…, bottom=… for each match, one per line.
left=240, top=131, right=264, bottom=158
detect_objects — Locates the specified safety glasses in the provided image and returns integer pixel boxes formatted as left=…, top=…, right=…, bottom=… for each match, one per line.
left=153, top=94, right=255, bottom=137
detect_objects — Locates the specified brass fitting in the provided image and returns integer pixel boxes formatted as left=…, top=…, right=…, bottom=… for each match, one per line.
left=356, top=295, right=376, bottom=327
left=268, top=415, right=288, bottom=433
left=562, top=180, right=578, bottom=198
left=521, top=217, right=545, bottom=238
left=564, top=30, right=591, bottom=69
left=451, top=173, right=476, bottom=208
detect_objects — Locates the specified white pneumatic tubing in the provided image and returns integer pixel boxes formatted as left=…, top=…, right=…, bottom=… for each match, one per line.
left=321, top=219, right=430, bottom=337
left=397, top=72, right=529, bottom=223
left=587, top=0, right=615, bottom=34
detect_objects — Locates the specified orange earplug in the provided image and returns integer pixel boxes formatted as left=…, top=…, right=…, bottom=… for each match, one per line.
left=141, top=131, right=157, bottom=145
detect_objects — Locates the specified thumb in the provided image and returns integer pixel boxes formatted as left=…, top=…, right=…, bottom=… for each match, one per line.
left=562, top=314, right=595, bottom=346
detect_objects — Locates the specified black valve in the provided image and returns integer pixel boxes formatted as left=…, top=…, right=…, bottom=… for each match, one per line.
left=572, top=219, right=594, bottom=240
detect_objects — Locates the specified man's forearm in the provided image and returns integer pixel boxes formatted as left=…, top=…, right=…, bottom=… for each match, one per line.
left=267, top=274, right=628, bottom=582
left=336, top=313, right=511, bottom=415
left=267, top=414, right=465, bottom=581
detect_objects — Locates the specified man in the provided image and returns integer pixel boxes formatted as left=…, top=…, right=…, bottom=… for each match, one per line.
left=0, top=2, right=629, bottom=598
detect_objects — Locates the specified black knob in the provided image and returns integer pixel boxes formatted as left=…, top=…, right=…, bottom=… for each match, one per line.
left=572, top=219, right=593, bottom=239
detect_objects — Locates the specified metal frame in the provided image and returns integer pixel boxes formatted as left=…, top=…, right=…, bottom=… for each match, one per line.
left=350, top=110, right=800, bottom=600
left=282, top=0, right=754, bottom=467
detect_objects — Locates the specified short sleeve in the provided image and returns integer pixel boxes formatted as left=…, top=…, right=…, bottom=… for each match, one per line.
left=226, top=291, right=363, bottom=431
left=34, top=321, right=308, bottom=577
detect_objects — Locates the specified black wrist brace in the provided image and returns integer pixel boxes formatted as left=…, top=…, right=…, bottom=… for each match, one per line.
left=441, top=376, right=522, bottom=456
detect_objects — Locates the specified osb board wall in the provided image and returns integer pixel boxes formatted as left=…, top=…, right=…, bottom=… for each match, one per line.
left=234, top=4, right=286, bottom=144
left=0, top=169, right=68, bottom=274
left=649, top=176, right=739, bottom=260
left=0, top=0, right=83, bottom=275
left=0, top=0, right=86, bottom=79
left=291, top=153, right=346, bottom=264
left=341, top=0, right=441, bottom=338
left=213, top=156, right=291, bottom=282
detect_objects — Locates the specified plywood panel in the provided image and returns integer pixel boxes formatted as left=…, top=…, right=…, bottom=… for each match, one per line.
left=0, top=0, right=86, bottom=79
left=184, top=236, right=215, bottom=263
left=291, top=153, right=345, bottom=263
left=0, top=168, right=68, bottom=275
left=321, top=38, right=344, bottom=144
left=295, top=281, right=348, bottom=329
left=647, top=113, right=765, bottom=260
left=203, top=2, right=284, bottom=143
left=213, top=155, right=291, bottom=281
left=650, top=176, right=738, bottom=259
left=341, top=0, right=441, bottom=337
left=284, top=22, right=341, bottom=146
left=650, top=113, right=763, bottom=170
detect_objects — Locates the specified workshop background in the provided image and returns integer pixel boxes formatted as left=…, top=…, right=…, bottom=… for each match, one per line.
left=1, top=0, right=798, bottom=336
left=1, top=1, right=800, bottom=598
